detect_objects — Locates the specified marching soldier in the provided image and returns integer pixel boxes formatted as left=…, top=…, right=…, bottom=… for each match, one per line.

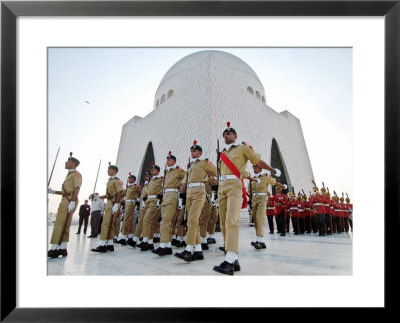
left=173, top=207, right=187, bottom=248
left=297, top=193, right=305, bottom=234
left=342, top=194, right=350, bottom=232
left=310, top=182, right=326, bottom=236
left=303, top=194, right=312, bottom=234
left=270, top=186, right=288, bottom=236
left=287, top=192, right=300, bottom=235
left=91, top=163, right=123, bottom=252
left=266, top=192, right=275, bottom=234
left=320, top=184, right=333, bottom=235
left=152, top=152, right=185, bottom=256
left=333, top=193, right=342, bottom=233
left=247, top=164, right=285, bottom=249
left=47, top=152, right=82, bottom=258
left=174, top=140, right=217, bottom=262
left=132, top=171, right=151, bottom=247
left=139, top=163, right=164, bottom=251
left=213, top=122, right=280, bottom=275
left=116, top=173, right=141, bottom=247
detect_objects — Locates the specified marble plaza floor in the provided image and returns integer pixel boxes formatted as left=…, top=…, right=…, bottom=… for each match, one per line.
left=47, top=216, right=353, bottom=276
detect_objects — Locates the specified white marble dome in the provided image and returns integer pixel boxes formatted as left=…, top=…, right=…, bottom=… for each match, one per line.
left=154, top=50, right=266, bottom=109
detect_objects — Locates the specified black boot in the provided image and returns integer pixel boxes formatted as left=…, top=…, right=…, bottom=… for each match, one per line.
left=174, top=250, right=192, bottom=262
left=140, top=242, right=154, bottom=251
left=47, top=249, right=59, bottom=258
left=233, top=260, right=241, bottom=272
left=191, top=251, right=204, bottom=261
left=115, top=239, right=127, bottom=245
left=91, top=245, right=107, bottom=252
left=259, top=242, right=266, bottom=249
left=213, top=261, right=234, bottom=275
left=127, top=238, right=136, bottom=247
left=251, top=241, right=262, bottom=250
left=106, top=245, right=114, bottom=252
left=201, top=243, right=209, bottom=250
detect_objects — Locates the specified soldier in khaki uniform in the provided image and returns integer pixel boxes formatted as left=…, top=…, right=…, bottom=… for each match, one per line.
left=47, top=153, right=82, bottom=258
left=132, top=171, right=151, bottom=247
left=198, top=175, right=218, bottom=250
left=139, top=164, right=164, bottom=251
left=175, top=140, right=217, bottom=262
left=247, top=164, right=286, bottom=250
left=91, top=163, right=123, bottom=253
left=213, top=122, right=281, bottom=275
left=116, top=173, right=141, bottom=247
left=173, top=207, right=187, bottom=247
left=152, top=152, right=185, bottom=256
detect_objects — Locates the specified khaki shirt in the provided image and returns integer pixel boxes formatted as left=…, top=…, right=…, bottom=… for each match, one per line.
left=183, top=159, right=217, bottom=184
left=106, top=177, right=123, bottom=200
left=146, top=177, right=164, bottom=196
left=164, top=167, right=186, bottom=189
left=248, top=174, right=276, bottom=194
left=62, top=170, right=82, bottom=195
left=221, top=144, right=261, bottom=179
left=125, top=184, right=141, bottom=200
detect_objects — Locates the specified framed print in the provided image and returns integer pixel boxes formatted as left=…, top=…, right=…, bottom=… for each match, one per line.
left=1, top=0, right=399, bottom=321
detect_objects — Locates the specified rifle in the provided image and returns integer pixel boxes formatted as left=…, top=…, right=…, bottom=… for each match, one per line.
left=249, top=175, right=253, bottom=223
left=48, top=146, right=60, bottom=187
left=157, top=158, right=168, bottom=221
left=93, top=159, right=102, bottom=194
left=57, top=182, right=74, bottom=246
left=180, top=157, right=190, bottom=226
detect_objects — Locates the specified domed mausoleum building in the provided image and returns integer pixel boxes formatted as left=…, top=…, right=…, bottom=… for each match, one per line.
left=116, top=50, right=314, bottom=194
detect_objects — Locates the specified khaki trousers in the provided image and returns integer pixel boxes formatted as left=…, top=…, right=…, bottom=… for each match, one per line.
left=160, top=192, right=179, bottom=243
left=142, top=199, right=161, bottom=239
left=50, top=197, right=79, bottom=244
left=207, top=205, right=218, bottom=235
left=218, top=179, right=243, bottom=253
left=199, top=195, right=212, bottom=237
left=185, top=186, right=206, bottom=245
left=175, top=208, right=186, bottom=237
left=100, top=200, right=117, bottom=240
left=134, top=205, right=147, bottom=238
left=251, top=196, right=267, bottom=237
left=121, top=202, right=135, bottom=235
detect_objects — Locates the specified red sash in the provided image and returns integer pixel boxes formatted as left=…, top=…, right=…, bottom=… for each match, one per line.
left=220, top=152, right=248, bottom=209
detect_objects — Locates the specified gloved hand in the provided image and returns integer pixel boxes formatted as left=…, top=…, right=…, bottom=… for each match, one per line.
left=283, top=184, right=287, bottom=190
left=178, top=198, right=184, bottom=209
left=112, top=203, right=119, bottom=214
left=48, top=187, right=56, bottom=194
left=141, top=200, right=145, bottom=209
left=156, top=199, right=161, bottom=209
left=274, top=168, right=281, bottom=177
left=211, top=192, right=218, bottom=206
left=68, top=201, right=75, bottom=212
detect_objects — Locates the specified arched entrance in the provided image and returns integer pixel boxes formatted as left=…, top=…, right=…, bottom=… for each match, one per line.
left=138, top=142, right=155, bottom=186
left=270, top=138, right=292, bottom=195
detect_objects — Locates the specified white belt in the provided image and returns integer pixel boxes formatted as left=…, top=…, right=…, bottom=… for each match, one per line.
left=164, top=189, right=179, bottom=193
left=188, top=183, right=205, bottom=188
left=220, top=174, right=238, bottom=181
left=335, top=209, right=341, bottom=211
left=324, top=204, right=330, bottom=206
left=267, top=207, right=274, bottom=210
left=147, top=195, right=158, bottom=199
left=305, top=208, right=311, bottom=210
left=253, top=193, right=267, bottom=196
left=314, top=203, right=324, bottom=206
left=125, top=199, right=135, bottom=203
left=291, top=207, right=298, bottom=210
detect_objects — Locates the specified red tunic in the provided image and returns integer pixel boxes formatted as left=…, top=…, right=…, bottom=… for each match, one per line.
left=310, top=194, right=326, bottom=214
left=271, top=193, right=288, bottom=215
left=266, top=198, right=275, bottom=216
left=289, top=200, right=300, bottom=217
left=304, top=201, right=311, bottom=217
left=329, top=198, right=335, bottom=215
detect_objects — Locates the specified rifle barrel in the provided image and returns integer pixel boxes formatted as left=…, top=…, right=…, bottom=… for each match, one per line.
left=93, top=159, right=102, bottom=194
left=48, top=146, right=60, bottom=187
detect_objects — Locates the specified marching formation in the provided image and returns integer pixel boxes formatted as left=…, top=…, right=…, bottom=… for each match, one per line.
left=47, top=122, right=353, bottom=275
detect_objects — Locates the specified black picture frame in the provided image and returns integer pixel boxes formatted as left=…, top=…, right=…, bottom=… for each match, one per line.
left=1, top=0, right=398, bottom=321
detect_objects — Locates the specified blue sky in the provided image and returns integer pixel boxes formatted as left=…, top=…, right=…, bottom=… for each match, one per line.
left=48, top=47, right=352, bottom=215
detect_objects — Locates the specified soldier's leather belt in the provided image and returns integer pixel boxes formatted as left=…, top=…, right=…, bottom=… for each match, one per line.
left=252, top=192, right=267, bottom=196
left=147, top=195, right=158, bottom=199
left=188, top=183, right=205, bottom=188
left=62, top=193, right=72, bottom=197
left=164, top=189, right=179, bottom=193
left=220, top=174, right=237, bottom=181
